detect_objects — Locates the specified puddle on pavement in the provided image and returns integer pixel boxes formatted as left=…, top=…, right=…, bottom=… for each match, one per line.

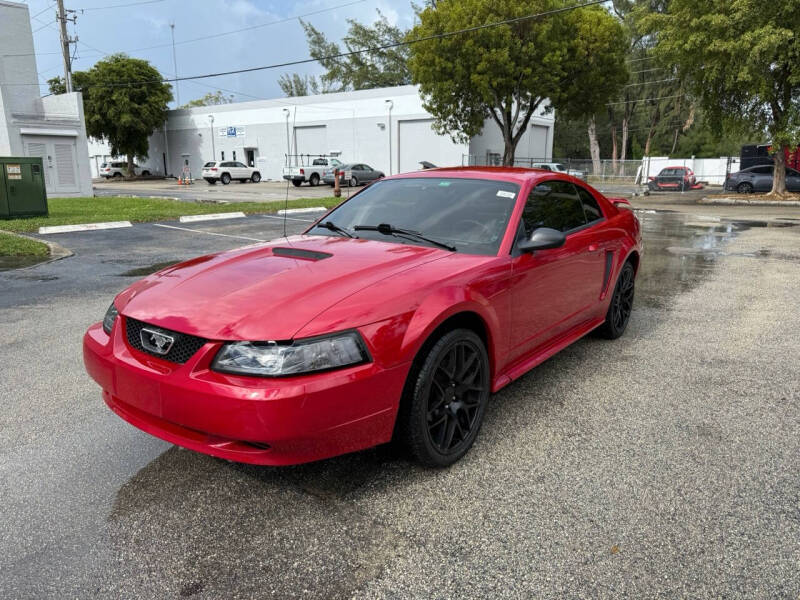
left=119, top=261, right=178, bottom=277
left=634, top=211, right=797, bottom=308
left=0, top=255, right=50, bottom=271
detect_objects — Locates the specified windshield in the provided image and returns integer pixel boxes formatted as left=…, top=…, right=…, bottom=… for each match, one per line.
left=309, top=177, right=519, bottom=255
left=554, top=164, right=567, bottom=171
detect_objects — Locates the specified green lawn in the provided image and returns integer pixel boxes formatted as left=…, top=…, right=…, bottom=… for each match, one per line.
left=0, top=231, right=49, bottom=257
left=0, top=196, right=340, bottom=233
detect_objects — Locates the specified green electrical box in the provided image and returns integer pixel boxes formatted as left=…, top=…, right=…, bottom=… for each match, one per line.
left=0, top=156, right=49, bottom=219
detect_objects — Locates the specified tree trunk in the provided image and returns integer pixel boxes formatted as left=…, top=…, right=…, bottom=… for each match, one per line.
left=610, top=125, right=618, bottom=175
left=670, top=127, right=680, bottom=155
left=770, top=145, right=788, bottom=196
left=127, top=154, right=135, bottom=178
left=588, top=116, right=601, bottom=176
left=502, top=137, right=516, bottom=166
left=619, top=116, right=629, bottom=175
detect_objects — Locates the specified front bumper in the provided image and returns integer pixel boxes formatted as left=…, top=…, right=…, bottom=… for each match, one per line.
left=83, top=319, right=408, bottom=465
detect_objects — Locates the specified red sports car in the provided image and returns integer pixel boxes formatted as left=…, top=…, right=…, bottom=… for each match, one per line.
left=84, top=167, right=641, bottom=467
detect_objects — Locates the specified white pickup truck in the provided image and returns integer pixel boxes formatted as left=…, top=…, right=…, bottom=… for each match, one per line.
left=282, top=157, right=343, bottom=187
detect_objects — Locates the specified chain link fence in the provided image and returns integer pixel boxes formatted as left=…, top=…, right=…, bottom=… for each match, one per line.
left=461, top=154, right=737, bottom=186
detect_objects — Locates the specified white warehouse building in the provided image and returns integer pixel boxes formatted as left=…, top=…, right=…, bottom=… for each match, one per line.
left=89, top=85, right=554, bottom=181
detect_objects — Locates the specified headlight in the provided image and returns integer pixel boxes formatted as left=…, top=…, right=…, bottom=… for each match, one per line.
left=212, top=331, right=370, bottom=377
left=102, top=303, right=118, bottom=335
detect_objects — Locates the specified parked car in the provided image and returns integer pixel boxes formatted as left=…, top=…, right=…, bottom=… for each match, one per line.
left=83, top=167, right=642, bottom=467
left=647, top=166, right=699, bottom=191
left=322, top=163, right=384, bottom=186
left=99, top=161, right=151, bottom=178
left=283, top=157, right=343, bottom=187
left=724, top=164, right=800, bottom=193
left=202, top=161, right=261, bottom=185
left=531, top=162, right=588, bottom=181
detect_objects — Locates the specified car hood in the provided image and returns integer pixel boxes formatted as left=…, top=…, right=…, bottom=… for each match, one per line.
left=116, top=235, right=448, bottom=340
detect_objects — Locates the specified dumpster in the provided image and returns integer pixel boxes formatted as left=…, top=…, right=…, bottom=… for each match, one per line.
left=0, top=156, right=48, bottom=219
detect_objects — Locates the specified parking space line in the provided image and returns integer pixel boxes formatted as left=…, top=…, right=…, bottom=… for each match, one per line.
left=152, top=223, right=266, bottom=242
left=179, top=212, right=246, bottom=223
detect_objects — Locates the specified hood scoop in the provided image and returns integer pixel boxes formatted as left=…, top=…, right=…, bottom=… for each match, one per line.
left=272, top=247, right=332, bottom=261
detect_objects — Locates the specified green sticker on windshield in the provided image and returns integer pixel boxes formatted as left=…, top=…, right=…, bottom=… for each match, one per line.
left=438, top=181, right=451, bottom=186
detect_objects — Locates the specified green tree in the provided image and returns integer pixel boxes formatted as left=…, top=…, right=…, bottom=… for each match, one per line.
left=648, top=0, right=800, bottom=196
left=76, top=54, right=172, bottom=176
left=47, top=76, right=66, bottom=95
left=179, top=90, right=234, bottom=108
left=299, top=10, right=411, bottom=92
left=277, top=73, right=321, bottom=97
left=408, top=0, right=628, bottom=165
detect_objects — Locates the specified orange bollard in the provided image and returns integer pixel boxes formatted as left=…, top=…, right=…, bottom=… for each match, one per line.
left=333, top=168, right=341, bottom=198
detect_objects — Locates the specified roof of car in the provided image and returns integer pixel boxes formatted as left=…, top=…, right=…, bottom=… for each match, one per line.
left=389, top=166, right=568, bottom=184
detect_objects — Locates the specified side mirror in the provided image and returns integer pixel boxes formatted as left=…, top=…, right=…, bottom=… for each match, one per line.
left=518, top=227, right=566, bottom=253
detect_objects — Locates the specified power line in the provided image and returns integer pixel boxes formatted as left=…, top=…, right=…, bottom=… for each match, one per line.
left=4, top=0, right=368, bottom=58
left=624, top=77, right=678, bottom=87
left=30, top=0, right=610, bottom=89
left=606, top=94, right=684, bottom=106
left=75, top=0, right=165, bottom=10
left=30, top=2, right=57, bottom=20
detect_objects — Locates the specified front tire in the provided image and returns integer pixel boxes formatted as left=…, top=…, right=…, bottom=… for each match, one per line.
left=398, top=329, right=490, bottom=467
left=597, top=262, right=635, bottom=339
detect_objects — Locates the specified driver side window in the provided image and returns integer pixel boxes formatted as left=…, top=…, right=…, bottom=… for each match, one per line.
left=521, top=181, right=587, bottom=235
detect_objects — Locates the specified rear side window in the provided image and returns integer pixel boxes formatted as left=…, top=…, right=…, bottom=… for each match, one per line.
left=522, top=181, right=587, bottom=234
left=204, top=162, right=216, bottom=168
left=312, top=159, right=326, bottom=165
left=576, top=186, right=604, bottom=222
left=752, top=166, right=773, bottom=174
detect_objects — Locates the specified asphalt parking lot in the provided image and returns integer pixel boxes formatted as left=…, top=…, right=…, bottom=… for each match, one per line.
left=1, top=206, right=799, bottom=598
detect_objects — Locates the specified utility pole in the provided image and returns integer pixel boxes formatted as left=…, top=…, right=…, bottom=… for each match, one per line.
left=170, top=23, right=180, bottom=106
left=56, top=0, right=77, bottom=93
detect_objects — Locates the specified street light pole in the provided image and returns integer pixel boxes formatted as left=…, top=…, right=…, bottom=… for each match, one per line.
left=170, top=23, right=180, bottom=106
left=208, top=115, right=215, bottom=160
left=282, top=108, right=291, bottom=164
left=385, top=99, right=393, bottom=175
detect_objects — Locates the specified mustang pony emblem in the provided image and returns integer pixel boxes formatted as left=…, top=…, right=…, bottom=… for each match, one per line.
left=140, top=327, right=175, bottom=355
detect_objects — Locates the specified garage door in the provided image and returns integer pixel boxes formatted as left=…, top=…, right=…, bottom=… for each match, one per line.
left=23, top=136, right=80, bottom=194
left=527, top=125, right=550, bottom=161
left=292, top=125, right=327, bottom=157
left=398, top=119, right=454, bottom=174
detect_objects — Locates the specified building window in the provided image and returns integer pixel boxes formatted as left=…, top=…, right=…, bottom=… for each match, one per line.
left=232, top=150, right=237, bottom=161
left=221, top=151, right=225, bottom=160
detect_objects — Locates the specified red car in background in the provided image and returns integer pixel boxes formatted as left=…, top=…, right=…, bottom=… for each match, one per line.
left=83, top=167, right=642, bottom=467
left=648, top=166, right=702, bottom=191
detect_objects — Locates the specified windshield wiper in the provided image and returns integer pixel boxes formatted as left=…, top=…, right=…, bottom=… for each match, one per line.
left=354, top=223, right=456, bottom=251
left=316, top=220, right=358, bottom=238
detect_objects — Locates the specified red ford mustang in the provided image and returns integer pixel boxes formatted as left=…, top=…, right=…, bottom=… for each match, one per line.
left=84, top=167, right=641, bottom=467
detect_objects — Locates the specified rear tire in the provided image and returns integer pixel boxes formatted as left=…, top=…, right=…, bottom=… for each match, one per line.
left=349, top=176, right=358, bottom=187
left=221, top=173, right=231, bottom=185
left=597, top=262, right=635, bottom=340
left=291, top=180, right=302, bottom=187
left=397, top=329, right=490, bottom=467
left=737, top=181, right=753, bottom=194
left=310, top=173, right=320, bottom=186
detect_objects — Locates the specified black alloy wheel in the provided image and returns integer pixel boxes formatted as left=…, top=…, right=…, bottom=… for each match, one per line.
left=737, top=181, right=753, bottom=194
left=399, top=329, right=490, bottom=467
left=220, top=173, right=231, bottom=185
left=597, top=261, right=635, bottom=339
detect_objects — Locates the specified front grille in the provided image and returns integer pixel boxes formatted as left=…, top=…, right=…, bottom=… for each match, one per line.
left=125, top=317, right=207, bottom=364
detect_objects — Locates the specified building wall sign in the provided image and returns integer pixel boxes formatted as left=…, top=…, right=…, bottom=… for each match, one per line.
left=219, top=127, right=245, bottom=138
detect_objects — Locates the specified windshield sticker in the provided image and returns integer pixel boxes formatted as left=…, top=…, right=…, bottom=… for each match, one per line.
left=496, top=190, right=516, bottom=199
left=438, top=181, right=451, bottom=186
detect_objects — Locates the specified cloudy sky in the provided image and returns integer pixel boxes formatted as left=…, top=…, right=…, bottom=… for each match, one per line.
left=22, top=0, right=414, bottom=105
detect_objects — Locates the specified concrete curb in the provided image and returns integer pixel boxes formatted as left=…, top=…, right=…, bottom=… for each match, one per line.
left=700, top=196, right=800, bottom=207
left=0, top=230, right=73, bottom=270
left=179, top=212, right=246, bottom=223
left=38, top=221, right=132, bottom=234
left=276, top=207, right=327, bottom=215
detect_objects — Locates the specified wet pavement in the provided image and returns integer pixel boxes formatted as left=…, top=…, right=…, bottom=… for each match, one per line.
left=1, top=210, right=799, bottom=598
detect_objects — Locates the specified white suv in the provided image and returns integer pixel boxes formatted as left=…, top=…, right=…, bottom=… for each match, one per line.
left=99, top=161, right=151, bottom=178
left=202, top=161, right=261, bottom=185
